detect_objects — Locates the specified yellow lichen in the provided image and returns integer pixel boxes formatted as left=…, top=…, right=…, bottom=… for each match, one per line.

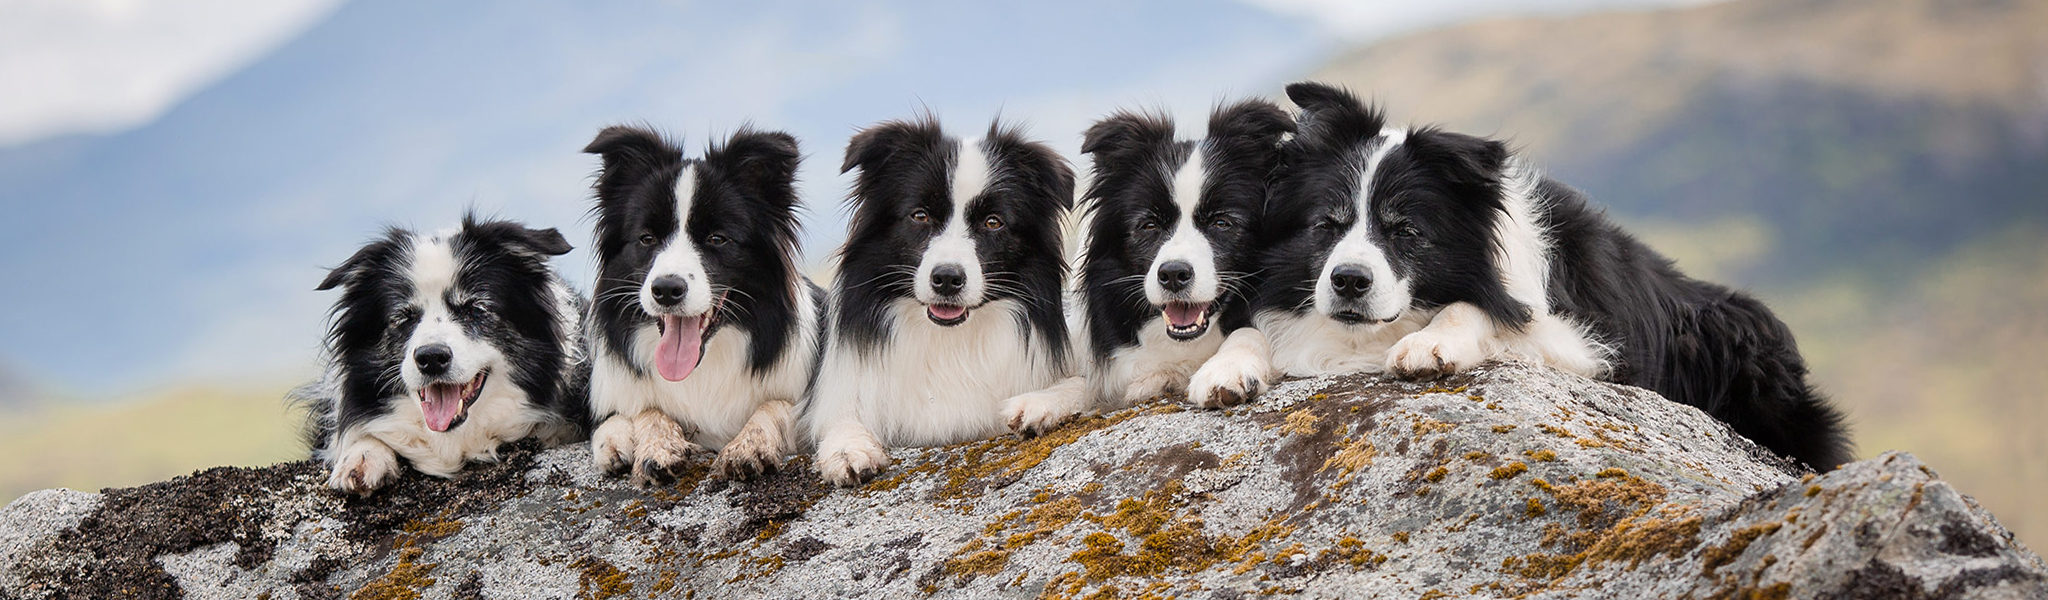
left=1525, top=498, right=1547, bottom=518
left=1702, top=522, right=1784, bottom=575
left=573, top=556, right=633, bottom=600
left=1320, top=436, right=1378, bottom=488
left=1526, top=449, right=1558, bottom=462
left=350, top=547, right=437, bottom=600
left=1490, top=462, right=1529, bottom=480
left=1425, top=466, right=1449, bottom=482
left=1279, top=409, right=1321, bottom=435
left=1491, top=425, right=1517, bottom=433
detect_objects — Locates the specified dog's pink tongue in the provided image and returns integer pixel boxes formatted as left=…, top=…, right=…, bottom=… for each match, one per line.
left=929, top=304, right=966, bottom=321
left=421, top=384, right=464, bottom=432
left=1164, top=303, right=1206, bottom=328
left=655, top=315, right=704, bottom=381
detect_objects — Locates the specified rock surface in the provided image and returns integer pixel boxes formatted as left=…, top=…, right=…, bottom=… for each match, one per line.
left=2, top=362, right=2042, bottom=599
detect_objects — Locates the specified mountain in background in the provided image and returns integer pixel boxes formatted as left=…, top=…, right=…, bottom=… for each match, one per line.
left=1314, top=0, right=2048, bottom=284
left=1311, top=0, right=2048, bottom=550
left=0, top=0, right=1322, bottom=392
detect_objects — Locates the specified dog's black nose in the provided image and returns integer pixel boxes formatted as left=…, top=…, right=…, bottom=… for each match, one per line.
left=930, top=264, right=966, bottom=297
left=1330, top=265, right=1373, bottom=299
left=649, top=276, right=687, bottom=307
left=414, top=344, right=453, bottom=378
left=1157, top=260, right=1194, bottom=292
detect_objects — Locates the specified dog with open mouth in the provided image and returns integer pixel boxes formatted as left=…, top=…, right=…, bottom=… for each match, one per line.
left=805, top=116, right=1076, bottom=486
left=582, top=126, right=826, bottom=486
left=1258, top=82, right=1850, bottom=470
left=1055, top=100, right=1295, bottom=417
left=297, top=216, right=591, bottom=496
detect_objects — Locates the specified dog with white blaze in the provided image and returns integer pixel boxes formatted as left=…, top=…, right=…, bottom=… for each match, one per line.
left=582, top=126, right=825, bottom=485
left=298, top=216, right=590, bottom=495
left=1039, top=100, right=1293, bottom=419
left=1259, top=82, right=1851, bottom=470
left=807, top=116, right=1076, bottom=486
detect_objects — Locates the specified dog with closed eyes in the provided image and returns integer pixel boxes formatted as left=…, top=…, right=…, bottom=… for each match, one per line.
left=582, top=126, right=826, bottom=485
left=1257, top=82, right=1850, bottom=470
left=805, top=116, right=1076, bottom=486
left=298, top=216, right=590, bottom=495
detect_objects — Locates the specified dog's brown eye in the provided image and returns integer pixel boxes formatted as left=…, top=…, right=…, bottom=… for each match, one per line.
left=1209, top=217, right=1232, bottom=230
left=911, top=209, right=931, bottom=223
left=1139, top=220, right=1158, bottom=231
left=983, top=215, right=1004, bottom=231
left=706, top=234, right=729, bottom=246
left=1393, top=224, right=1420, bottom=238
left=638, top=233, right=657, bottom=245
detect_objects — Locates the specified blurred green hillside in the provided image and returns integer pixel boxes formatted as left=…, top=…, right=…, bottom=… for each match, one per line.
left=1313, top=0, right=2048, bottom=548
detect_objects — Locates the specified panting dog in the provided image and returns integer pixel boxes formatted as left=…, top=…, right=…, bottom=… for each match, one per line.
left=1256, top=82, right=1850, bottom=470
left=299, top=216, right=590, bottom=495
left=581, top=126, right=825, bottom=485
left=1061, top=100, right=1293, bottom=413
left=806, top=116, right=1076, bottom=486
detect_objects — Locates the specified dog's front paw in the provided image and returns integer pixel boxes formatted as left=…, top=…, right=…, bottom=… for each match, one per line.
left=712, top=429, right=785, bottom=481
left=1003, top=390, right=1077, bottom=438
left=591, top=416, right=636, bottom=477
left=815, top=438, right=891, bottom=487
left=328, top=443, right=400, bottom=496
left=1386, top=329, right=1484, bottom=379
left=631, top=432, right=710, bottom=489
left=1188, top=355, right=1267, bottom=409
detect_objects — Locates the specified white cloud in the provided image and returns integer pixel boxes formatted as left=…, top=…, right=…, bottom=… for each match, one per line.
left=0, top=0, right=343, bottom=145
left=1237, top=0, right=1720, bottom=41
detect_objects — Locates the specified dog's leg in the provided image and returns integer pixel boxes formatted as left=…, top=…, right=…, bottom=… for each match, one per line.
left=1509, top=314, right=1610, bottom=378
left=591, top=413, right=637, bottom=477
left=713, top=399, right=793, bottom=480
left=1122, top=370, right=1183, bottom=406
left=328, top=433, right=401, bottom=496
left=813, top=419, right=891, bottom=487
left=1003, top=376, right=1088, bottom=437
left=629, top=410, right=709, bottom=488
left=1188, top=327, right=1274, bottom=408
left=1386, top=302, right=1494, bottom=378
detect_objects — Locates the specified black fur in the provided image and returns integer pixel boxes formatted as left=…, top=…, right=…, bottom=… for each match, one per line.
left=1266, top=82, right=1851, bottom=469
left=583, top=126, right=816, bottom=377
left=1078, top=100, right=1291, bottom=365
left=834, top=116, right=1075, bottom=363
left=301, top=215, right=589, bottom=453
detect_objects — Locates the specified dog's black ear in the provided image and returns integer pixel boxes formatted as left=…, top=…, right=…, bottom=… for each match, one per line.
left=584, top=126, right=682, bottom=189
left=988, top=122, right=1077, bottom=212
left=720, top=128, right=802, bottom=201
left=841, top=119, right=933, bottom=174
left=516, top=227, right=575, bottom=256
left=1208, top=99, right=1294, bottom=146
left=1080, top=111, right=1174, bottom=157
left=316, top=249, right=368, bottom=291
left=1284, top=82, right=1384, bottom=145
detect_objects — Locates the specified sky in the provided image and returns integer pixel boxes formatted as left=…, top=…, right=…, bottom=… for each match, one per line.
left=0, top=0, right=1715, bottom=397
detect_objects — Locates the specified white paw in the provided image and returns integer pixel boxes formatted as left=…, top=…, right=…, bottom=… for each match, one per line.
left=1002, top=390, right=1078, bottom=438
left=328, top=443, right=400, bottom=496
left=1386, top=329, right=1484, bottom=379
left=1121, top=371, right=1182, bottom=406
left=591, top=416, right=636, bottom=477
left=631, top=420, right=709, bottom=488
left=815, top=437, right=891, bottom=487
left=1188, top=354, right=1268, bottom=409
left=712, top=428, right=785, bottom=481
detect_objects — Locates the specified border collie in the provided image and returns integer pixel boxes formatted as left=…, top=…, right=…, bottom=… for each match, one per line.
left=299, top=216, right=590, bottom=495
left=1258, top=82, right=1851, bottom=469
left=806, top=116, right=1075, bottom=486
left=582, top=126, right=825, bottom=485
left=1066, top=100, right=1293, bottom=412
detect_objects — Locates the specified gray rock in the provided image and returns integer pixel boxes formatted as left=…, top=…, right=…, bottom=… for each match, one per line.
left=1, top=362, right=2040, bottom=599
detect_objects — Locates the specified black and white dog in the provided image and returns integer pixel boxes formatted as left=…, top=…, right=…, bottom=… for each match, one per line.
left=300, top=216, right=590, bottom=495
left=582, top=126, right=825, bottom=485
left=1258, top=82, right=1851, bottom=470
left=1064, top=101, right=1293, bottom=411
left=806, top=117, right=1075, bottom=486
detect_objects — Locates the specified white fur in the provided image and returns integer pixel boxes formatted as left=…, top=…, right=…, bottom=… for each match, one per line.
left=808, top=299, right=1064, bottom=447
left=1256, top=307, right=1431, bottom=377
left=1088, top=318, right=1224, bottom=407
left=640, top=164, right=718, bottom=318
left=1315, top=129, right=1412, bottom=322
left=915, top=139, right=990, bottom=305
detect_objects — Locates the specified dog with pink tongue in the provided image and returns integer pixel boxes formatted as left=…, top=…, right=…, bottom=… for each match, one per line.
left=582, top=125, right=826, bottom=486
